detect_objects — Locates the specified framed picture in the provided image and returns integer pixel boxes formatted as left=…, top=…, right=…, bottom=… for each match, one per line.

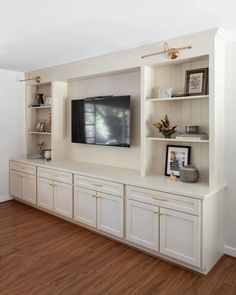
left=185, top=68, right=208, bottom=96
left=165, top=145, right=191, bottom=177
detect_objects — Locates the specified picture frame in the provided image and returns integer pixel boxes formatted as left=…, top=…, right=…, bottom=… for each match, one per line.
left=185, top=68, right=208, bottom=96
left=165, top=145, right=191, bottom=177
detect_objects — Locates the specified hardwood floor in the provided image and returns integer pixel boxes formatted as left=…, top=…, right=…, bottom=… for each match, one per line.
left=0, top=201, right=236, bottom=295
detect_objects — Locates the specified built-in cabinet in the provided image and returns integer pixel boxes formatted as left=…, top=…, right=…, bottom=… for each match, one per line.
left=37, top=167, right=73, bottom=218
left=10, top=163, right=36, bottom=204
left=126, top=199, right=159, bottom=251
left=74, top=186, right=124, bottom=238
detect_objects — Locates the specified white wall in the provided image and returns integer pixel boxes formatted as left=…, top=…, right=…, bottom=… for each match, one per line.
left=225, top=41, right=236, bottom=251
left=0, top=69, right=25, bottom=198
left=67, top=70, right=140, bottom=170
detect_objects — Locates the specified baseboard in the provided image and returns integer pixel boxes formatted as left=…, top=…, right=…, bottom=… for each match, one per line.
left=224, top=245, right=236, bottom=257
left=0, top=195, right=13, bottom=203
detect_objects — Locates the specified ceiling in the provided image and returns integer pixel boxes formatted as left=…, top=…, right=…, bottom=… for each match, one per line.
left=1, top=0, right=236, bottom=72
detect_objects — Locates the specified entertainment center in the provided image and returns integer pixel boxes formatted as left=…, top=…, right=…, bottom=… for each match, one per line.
left=9, top=29, right=226, bottom=274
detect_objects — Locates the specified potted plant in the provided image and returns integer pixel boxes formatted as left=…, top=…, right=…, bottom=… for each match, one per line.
left=153, top=115, right=177, bottom=138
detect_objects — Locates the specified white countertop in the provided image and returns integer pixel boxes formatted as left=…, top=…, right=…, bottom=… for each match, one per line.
left=10, top=157, right=225, bottom=200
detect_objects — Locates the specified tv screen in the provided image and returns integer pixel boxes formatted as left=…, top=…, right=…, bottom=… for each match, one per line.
left=72, top=95, right=131, bottom=147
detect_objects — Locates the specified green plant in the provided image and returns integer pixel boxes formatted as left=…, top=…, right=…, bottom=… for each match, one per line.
left=153, top=115, right=177, bottom=138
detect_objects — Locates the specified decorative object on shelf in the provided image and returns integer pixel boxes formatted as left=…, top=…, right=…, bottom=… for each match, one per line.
left=44, top=149, right=52, bottom=161
left=185, top=68, right=208, bottom=96
left=170, top=171, right=177, bottom=182
left=180, top=165, right=199, bottom=183
left=35, top=120, right=46, bottom=132
left=37, top=141, right=45, bottom=156
left=36, top=93, right=44, bottom=105
left=172, top=93, right=186, bottom=98
left=158, top=88, right=173, bottom=98
left=185, top=125, right=199, bottom=134
left=153, top=115, right=177, bottom=138
left=175, top=132, right=208, bottom=141
left=44, top=96, right=52, bottom=106
left=18, top=75, right=41, bottom=84
left=141, top=42, right=192, bottom=60
left=165, top=145, right=191, bottom=177
left=27, top=154, right=42, bottom=160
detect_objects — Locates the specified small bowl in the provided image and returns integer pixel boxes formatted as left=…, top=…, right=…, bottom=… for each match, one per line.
left=185, top=125, right=199, bottom=134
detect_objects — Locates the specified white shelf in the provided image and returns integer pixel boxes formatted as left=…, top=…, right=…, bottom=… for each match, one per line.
left=28, top=106, right=52, bottom=109
left=27, top=131, right=52, bottom=135
left=146, top=137, right=209, bottom=143
left=146, top=95, right=209, bottom=102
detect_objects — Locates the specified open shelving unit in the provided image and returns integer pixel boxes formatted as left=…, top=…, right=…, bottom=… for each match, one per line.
left=141, top=47, right=225, bottom=190
left=25, top=81, right=68, bottom=160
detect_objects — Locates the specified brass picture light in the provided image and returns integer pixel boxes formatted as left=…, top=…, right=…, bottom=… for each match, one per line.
left=18, top=76, right=41, bottom=83
left=141, top=42, right=192, bottom=59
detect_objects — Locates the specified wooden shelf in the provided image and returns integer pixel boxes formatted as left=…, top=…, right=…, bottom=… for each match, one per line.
left=27, top=131, right=52, bottom=135
left=146, top=137, right=209, bottom=143
left=146, top=95, right=209, bottom=102
left=28, top=106, right=52, bottom=109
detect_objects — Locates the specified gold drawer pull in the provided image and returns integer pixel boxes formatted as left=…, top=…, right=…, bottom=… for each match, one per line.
left=152, top=197, right=168, bottom=202
left=153, top=209, right=159, bottom=214
left=91, top=182, right=103, bottom=187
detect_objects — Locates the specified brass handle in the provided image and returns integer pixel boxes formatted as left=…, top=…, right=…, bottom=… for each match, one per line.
left=91, top=182, right=103, bottom=187
left=159, top=212, right=166, bottom=216
left=91, top=194, right=97, bottom=198
left=152, top=197, right=168, bottom=202
left=153, top=209, right=159, bottom=214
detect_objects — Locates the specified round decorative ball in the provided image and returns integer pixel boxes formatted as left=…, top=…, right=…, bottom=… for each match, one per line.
left=180, top=165, right=199, bottom=183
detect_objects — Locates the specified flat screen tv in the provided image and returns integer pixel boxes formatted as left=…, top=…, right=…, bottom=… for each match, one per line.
left=72, top=95, right=131, bottom=147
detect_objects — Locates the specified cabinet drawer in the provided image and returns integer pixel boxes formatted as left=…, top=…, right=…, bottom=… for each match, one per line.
left=126, top=185, right=201, bottom=216
left=38, top=167, right=72, bottom=184
left=10, top=161, right=36, bottom=175
left=74, top=174, right=123, bottom=197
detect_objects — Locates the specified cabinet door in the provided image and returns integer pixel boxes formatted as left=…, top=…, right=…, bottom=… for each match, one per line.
left=97, top=193, right=124, bottom=238
left=54, top=181, right=73, bottom=218
left=10, top=170, right=22, bottom=199
left=126, top=199, right=159, bottom=251
left=74, top=187, right=97, bottom=228
left=160, top=208, right=201, bottom=267
left=22, top=174, right=36, bottom=204
left=37, top=177, right=54, bottom=211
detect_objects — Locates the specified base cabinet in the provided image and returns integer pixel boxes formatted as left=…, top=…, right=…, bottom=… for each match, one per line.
left=74, top=186, right=97, bottom=228
left=126, top=199, right=159, bottom=251
left=22, top=174, right=36, bottom=204
left=74, top=187, right=124, bottom=238
left=97, top=192, right=123, bottom=238
left=38, top=177, right=73, bottom=218
left=10, top=170, right=36, bottom=204
left=54, top=181, right=73, bottom=218
left=10, top=171, right=22, bottom=199
left=160, top=208, right=201, bottom=267
left=37, top=177, right=54, bottom=211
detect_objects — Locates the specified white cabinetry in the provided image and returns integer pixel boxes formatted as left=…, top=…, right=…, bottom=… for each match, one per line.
left=97, top=192, right=123, bottom=238
left=126, top=185, right=201, bottom=267
left=126, top=199, right=159, bottom=251
left=37, top=168, right=73, bottom=218
left=54, top=181, right=73, bottom=218
left=10, top=162, right=36, bottom=204
left=74, top=182, right=124, bottom=238
left=160, top=208, right=201, bottom=267
left=74, top=186, right=97, bottom=228
left=10, top=170, right=22, bottom=199
left=37, top=177, right=54, bottom=211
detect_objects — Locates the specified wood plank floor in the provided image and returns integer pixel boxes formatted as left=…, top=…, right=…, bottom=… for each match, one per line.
left=0, top=201, right=236, bottom=295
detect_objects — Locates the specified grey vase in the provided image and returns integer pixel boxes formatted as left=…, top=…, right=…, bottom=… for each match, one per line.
left=180, top=165, right=199, bottom=183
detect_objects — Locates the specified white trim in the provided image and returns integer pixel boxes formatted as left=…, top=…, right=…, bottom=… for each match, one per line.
left=0, top=195, right=13, bottom=203
left=224, top=245, right=236, bottom=257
